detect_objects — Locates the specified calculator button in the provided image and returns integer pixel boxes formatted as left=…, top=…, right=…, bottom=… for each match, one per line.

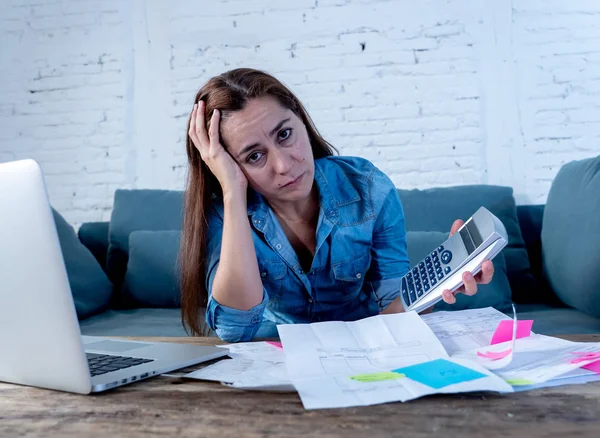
left=412, top=267, right=418, bottom=276
left=409, top=282, right=416, bottom=298
left=440, top=250, right=452, bottom=264
left=425, top=256, right=431, bottom=263
left=416, top=285, right=423, bottom=297
left=419, top=262, right=425, bottom=269
left=437, top=245, right=444, bottom=252
left=431, top=251, right=437, bottom=258
left=424, top=284, right=430, bottom=292
left=444, top=266, right=451, bottom=274
left=437, top=273, right=444, bottom=281
left=402, top=278, right=410, bottom=303
left=434, top=260, right=440, bottom=268
left=431, top=278, right=437, bottom=286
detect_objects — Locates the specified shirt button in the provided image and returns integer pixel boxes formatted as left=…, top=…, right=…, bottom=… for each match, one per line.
left=261, top=272, right=267, bottom=278
left=356, top=273, right=362, bottom=279
left=308, top=298, right=313, bottom=303
left=275, top=244, right=282, bottom=250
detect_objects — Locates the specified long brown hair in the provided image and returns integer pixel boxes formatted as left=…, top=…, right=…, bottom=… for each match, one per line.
left=180, top=68, right=337, bottom=336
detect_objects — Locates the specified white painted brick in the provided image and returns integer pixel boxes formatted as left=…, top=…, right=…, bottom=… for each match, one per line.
left=344, top=105, right=419, bottom=122
left=2, top=0, right=600, bottom=226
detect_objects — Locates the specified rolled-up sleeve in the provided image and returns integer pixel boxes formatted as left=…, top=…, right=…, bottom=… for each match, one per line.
left=204, top=208, right=269, bottom=342
left=365, top=171, right=410, bottom=311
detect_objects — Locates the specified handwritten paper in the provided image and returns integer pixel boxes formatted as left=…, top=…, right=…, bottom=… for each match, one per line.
left=392, top=358, right=487, bottom=389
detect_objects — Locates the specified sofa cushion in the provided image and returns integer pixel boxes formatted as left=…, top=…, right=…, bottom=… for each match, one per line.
left=516, top=304, right=600, bottom=335
left=52, top=209, right=113, bottom=319
left=542, top=155, right=600, bottom=317
left=406, top=231, right=513, bottom=312
left=123, top=230, right=181, bottom=308
left=397, top=185, right=537, bottom=304
left=77, top=221, right=110, bottom=273
left=106, top=190, right=184, bottom=298
left=79, top=308, right=190, bottom=337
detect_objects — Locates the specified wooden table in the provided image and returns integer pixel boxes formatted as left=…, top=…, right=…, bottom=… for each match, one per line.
left=2, top=335, right=600, bottom=437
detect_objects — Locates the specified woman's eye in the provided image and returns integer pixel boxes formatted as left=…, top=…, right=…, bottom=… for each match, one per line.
left=278, top=128, right=292, bottom=142
left=247, top=151, right=264, bottom=164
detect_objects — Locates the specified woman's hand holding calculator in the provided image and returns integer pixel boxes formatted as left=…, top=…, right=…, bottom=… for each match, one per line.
left=440, top=219, right=496, bottom=304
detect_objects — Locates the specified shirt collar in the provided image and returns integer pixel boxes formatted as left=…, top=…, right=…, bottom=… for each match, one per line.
left=246, top=157, right=362, bottom=228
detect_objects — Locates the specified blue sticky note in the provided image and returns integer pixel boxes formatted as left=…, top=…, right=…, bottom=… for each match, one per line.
left=392, top=359, right=486, bottom=389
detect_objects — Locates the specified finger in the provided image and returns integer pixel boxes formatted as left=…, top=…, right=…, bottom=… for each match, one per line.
left=461, top=271, right=478, bottom=296
left=442, top=289, right=456, bottom=304
left=475, top=260, right=494, bottom=285
left=195, top=100, right=210, bottom=148
left=449, top=219, right=464, bottom=237
left=208, top=108, right=221, bottom=148
left=188, top=104, right=199, bottom=147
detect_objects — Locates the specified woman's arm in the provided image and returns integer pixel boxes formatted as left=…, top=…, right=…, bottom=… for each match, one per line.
left=189, top=102, right=266, bottom=341
left=210, top=192, right=264, bottom=311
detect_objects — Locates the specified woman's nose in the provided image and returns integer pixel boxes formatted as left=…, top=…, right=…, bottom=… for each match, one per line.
left=271, top=150, right=293, bottom=175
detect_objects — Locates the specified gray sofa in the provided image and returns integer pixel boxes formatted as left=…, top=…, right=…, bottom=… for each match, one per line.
left=56, top=156, right=600, bottom=339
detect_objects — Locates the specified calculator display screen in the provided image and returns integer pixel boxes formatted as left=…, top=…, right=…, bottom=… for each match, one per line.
left=459, top=219, right=484, bottom=255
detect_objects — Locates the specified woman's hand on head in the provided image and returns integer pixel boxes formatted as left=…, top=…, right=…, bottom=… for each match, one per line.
left=188, top=101, right=247, bottom=197
left=440, top=219, right=495, bottom=304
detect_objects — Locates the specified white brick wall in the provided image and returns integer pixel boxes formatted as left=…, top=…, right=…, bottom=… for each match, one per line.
left=1, top=0, right=599, bottom=226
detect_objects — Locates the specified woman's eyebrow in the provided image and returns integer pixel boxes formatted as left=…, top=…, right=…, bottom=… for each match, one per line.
left=236, top=118, right=290, bottom=158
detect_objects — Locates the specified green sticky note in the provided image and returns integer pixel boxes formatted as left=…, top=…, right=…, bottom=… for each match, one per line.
left=350, top=371, right=405, bottom=382
left=505, top=378, right=535, bottom=386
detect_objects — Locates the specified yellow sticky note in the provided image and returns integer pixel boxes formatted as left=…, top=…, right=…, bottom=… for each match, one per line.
left=505, top=378, right=535, bottom=386
left=350, top=372, right=405, bottom=382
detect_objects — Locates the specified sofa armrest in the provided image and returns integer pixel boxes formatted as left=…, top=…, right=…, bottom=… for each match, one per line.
left=517, top=204, right=563, bottom=306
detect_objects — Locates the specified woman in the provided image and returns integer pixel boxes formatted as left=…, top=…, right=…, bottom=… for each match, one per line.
left=180, top=68, right=494, bottom=342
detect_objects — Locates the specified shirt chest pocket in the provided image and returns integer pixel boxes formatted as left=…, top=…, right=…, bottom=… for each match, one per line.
left=333, top=253, right=371, bottom=285
left=257, top=260, right=287, bottom=297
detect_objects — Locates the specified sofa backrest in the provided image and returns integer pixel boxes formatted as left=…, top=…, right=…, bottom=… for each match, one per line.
left=78, top=186, right=547, bottom=308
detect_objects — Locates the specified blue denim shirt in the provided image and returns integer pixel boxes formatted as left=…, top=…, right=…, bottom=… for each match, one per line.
left=205, top=156, right=410, bottom=342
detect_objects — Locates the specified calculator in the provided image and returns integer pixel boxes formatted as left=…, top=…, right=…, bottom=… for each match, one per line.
left=401, top=206, right=508, bottom=313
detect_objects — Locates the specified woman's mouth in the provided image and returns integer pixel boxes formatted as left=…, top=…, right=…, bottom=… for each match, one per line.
left=281, top=173, right=304, bottom=188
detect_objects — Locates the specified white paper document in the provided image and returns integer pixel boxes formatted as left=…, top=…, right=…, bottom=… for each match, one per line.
left=452, top=334, right=600, bottom=385
left=277, top=312, right=513, bottom=409
left=183, top=342, right=294, bottom=391
left=421, top=307, right=513, bottom=354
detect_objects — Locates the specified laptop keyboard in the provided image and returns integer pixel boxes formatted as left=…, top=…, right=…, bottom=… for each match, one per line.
left=86, top=353, right=154, bottom=377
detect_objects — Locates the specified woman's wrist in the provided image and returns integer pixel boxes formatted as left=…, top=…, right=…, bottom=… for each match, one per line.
left=222, top=188, right=247, bottom=209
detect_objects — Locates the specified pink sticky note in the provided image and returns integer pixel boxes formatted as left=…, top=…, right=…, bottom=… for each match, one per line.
left=490, top=320, right=533, bottom=345
left=477, top=348, right=513, bottom=361
left=266, top=341, right=283, bottom=349
left=583, top=360, right=600, bottom=374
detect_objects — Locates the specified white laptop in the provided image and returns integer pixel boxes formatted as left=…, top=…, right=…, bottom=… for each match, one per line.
left=0, top=159, right=227, bottom=394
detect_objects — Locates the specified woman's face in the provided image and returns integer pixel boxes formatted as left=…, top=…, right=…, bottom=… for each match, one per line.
left=220, top=96, right=315, bottom=203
